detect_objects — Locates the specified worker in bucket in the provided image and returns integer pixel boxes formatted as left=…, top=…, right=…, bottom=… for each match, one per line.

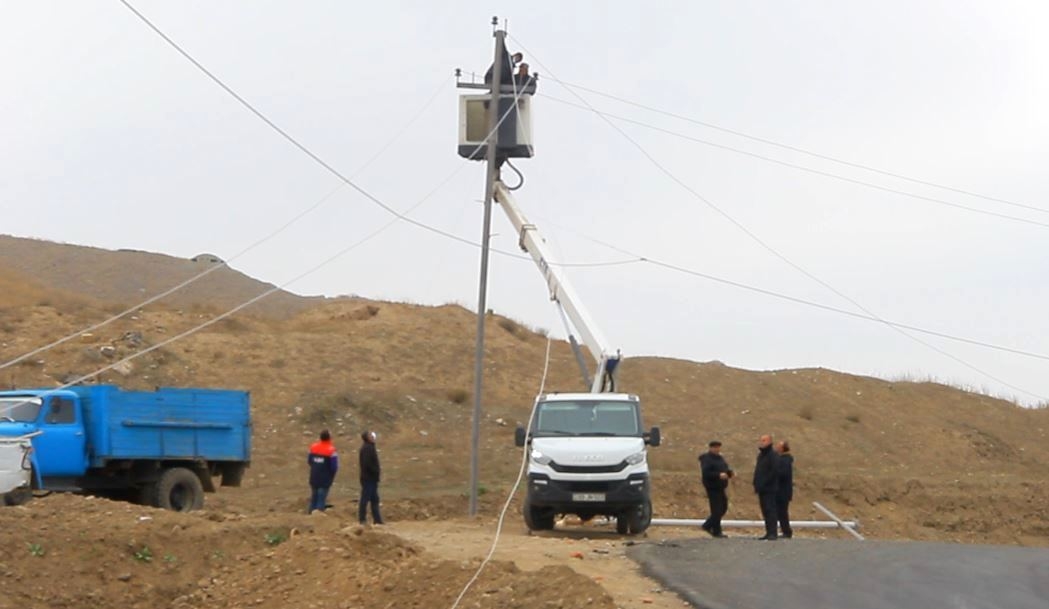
left=774, top=439, right=794, bottom=538
left=358, top=430, right=384, bottom=525
left=307, top=429, right=339, bottom=514
left=698, top=440, right=734, bottom=538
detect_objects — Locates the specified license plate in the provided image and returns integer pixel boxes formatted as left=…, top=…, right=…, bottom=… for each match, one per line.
left=572, top=492, right=606, bottom=502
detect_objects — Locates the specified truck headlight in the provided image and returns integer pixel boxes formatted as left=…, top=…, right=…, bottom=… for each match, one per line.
left=625, top=451, right=646, bottom=465
left=530, top=450, right=552, bottom=465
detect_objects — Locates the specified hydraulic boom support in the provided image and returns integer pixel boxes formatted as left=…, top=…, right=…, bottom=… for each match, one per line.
left=493, top=181, right=621, bottom=392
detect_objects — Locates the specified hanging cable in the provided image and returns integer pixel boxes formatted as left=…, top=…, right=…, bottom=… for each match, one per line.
left=546, top=79, right=1049, bottom=216
left=448, top=337, right=551, bottom=609
left=504, top=159, right=525, bottom=191
left=0, top=76, right=452, bottom=374
left=511, top=34, right=1046, bottom=401
left=539, top=93, right=1049, bottom=230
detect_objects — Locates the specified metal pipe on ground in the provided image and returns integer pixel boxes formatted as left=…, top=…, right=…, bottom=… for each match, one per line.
left=650, top=518, right=859, bottom=531
left=813, top=501, right=866, bottom=540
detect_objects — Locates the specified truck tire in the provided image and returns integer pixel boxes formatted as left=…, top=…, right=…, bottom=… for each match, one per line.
left=615, top=514, right=630, bottom=534
left=154, top=467, right=204, bottom=512
left=626, top=499, right=652, bottom=535
left=522, top=497, right=555, bottom=531
left=4, top=488, right=32, bottom=506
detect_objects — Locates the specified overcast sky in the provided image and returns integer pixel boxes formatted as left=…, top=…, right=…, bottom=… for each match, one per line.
left=2, top=1, right=1047, bottom=404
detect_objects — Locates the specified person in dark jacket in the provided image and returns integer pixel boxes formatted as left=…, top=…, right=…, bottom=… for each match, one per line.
left=698, top=440, right=734, bottom=537
left=752, top=433, right=780, bottom=540
left=358, top=430, right=384, bottom=525
left=774, top=440, right=794, bottom=538
left=306, top=429, right=338, bottom=514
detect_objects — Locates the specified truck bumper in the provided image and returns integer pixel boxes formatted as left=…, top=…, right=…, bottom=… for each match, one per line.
left=527, top=472, right=649, bottom=514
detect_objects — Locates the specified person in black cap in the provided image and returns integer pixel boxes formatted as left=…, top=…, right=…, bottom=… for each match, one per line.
left=698, top=440, right=733, bottom=537
left=358, top=430, right=384, bottom=525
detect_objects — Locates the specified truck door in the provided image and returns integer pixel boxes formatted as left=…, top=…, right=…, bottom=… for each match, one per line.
left=33, top=397, right=88, bottom=478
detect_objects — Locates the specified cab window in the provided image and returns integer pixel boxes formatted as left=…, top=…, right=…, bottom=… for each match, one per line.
left=45, top=398, right=76, bottom=424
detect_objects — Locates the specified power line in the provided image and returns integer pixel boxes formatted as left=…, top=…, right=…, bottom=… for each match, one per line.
left=531, top=215, right=1049, bottom=364
left=2, top=19, right=626, bottom=376
left=116, top=2, right=630, bottom=268
left=0, top=133, right=503, bottom=417
left=548, top=79, right=1049, bottom=217
left=0, top=75, right=451, bottom=373
left=511, top=34, right=1046, bottom=401
left=540, top=94, right=1049, bottom=231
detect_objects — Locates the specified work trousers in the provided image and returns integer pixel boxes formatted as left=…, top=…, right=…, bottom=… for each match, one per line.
left=308, top=485, right=330, bottom=513
left=359, top=480, right=383, bottom=524
left=758, top=492, right=778, bottom=539
left=702, top=488, right=728, bottom=534
left=776, top=496, right=793, bottom=538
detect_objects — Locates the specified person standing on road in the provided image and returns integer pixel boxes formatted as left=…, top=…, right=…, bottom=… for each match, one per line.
left=307, top=429, right=338, bottom=514
left=774, top=440, right=794, bottom=539
left=358, top=430, right=384, bottom=525
left=753, top=433, right=779, bottom=540
left=698, top=440, right=734, bottom=538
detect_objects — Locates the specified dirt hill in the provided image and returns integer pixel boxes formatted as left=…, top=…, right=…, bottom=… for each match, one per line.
left=0, top=234, right=321, bottom=319
left=1, top=239, right=1047, bottom=608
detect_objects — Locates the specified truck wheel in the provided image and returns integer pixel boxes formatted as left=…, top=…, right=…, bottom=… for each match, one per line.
left=154, top=467, right=204, bottom=512
left=615, top=514, right=630, bottom=534
left=522, top=497, right=555, bottom=531
left=4, top=488, right=32, bottom=506
left=627, top=499, right=652, bottom=535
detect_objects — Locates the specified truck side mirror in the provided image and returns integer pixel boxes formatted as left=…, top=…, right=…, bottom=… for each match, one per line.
left=514, top=426, right=527, bottom=447
left=645, top=426, right=661, bottom=447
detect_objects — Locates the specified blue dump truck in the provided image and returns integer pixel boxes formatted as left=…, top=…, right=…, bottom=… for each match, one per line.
left=0, top=385, right=251, bottom=511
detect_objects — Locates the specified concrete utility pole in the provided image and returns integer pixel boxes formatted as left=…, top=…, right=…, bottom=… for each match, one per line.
left=469, top=19, right=505, bottom=517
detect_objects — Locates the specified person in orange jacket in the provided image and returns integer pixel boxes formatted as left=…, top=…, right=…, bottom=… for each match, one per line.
left=307, top=429, right=338, bottom=513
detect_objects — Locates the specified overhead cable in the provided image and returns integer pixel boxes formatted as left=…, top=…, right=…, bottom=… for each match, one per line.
left=548, top=79, right=1049, bottom=216
left=541, top=94, right=1049, bottom=230
left=511, top=34, right=1046, bottom=401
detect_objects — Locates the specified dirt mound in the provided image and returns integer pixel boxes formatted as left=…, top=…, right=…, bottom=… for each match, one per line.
left=0, top=234, right=321, bottom=319
left=0, top=494, right=613, bottom=609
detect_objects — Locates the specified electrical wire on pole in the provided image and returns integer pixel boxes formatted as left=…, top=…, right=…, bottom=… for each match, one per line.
left=545, top=79, right=1049, bottom=216
left=510, top=33, right=1047, bottom=402
left=539, top=94, right=1049, bottom=230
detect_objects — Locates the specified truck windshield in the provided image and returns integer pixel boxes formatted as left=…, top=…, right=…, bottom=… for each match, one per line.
left=0, top=397, right=42, bottom=423
left=533, top=400, right=641, bottom=437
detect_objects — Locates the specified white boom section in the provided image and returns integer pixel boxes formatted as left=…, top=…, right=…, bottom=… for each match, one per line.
left=494, top=181, right=619, bottom=392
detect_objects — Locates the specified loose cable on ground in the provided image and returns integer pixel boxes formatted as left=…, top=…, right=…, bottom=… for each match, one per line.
left=448, top=337, right=551, bottom=609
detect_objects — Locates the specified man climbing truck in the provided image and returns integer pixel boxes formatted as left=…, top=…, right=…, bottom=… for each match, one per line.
left=497, top=181, right=661, bottom=535
left=0, top=384, right=251, bottom=511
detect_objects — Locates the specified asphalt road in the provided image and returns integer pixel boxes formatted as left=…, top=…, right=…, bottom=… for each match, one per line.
left=628, top=537, right=1049, bottom=609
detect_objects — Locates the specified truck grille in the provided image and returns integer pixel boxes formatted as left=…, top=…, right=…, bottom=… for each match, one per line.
left=549, top=461, right=627, bottom=474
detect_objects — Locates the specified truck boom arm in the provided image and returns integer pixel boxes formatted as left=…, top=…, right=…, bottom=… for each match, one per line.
left=493, top=181, right=621, bottom=392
